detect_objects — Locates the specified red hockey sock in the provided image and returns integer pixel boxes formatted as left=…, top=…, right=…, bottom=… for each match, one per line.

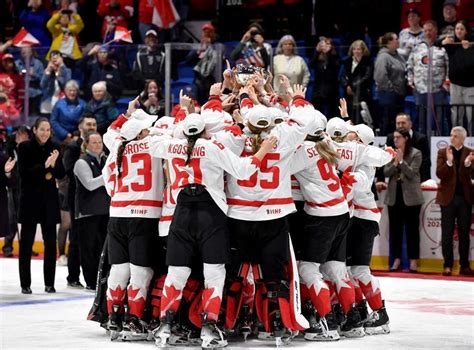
left=335, top=279, right=355, bottom=314
left=107, top=285, right=126, bottom=314
left=359, top=280, right=383, bottom=311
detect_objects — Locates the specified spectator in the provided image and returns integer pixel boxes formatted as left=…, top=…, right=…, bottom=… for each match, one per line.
left=439, top=0, right=458, bottom=42
left=132, top=29, right=166, bottom=90
left=341, top=40, right=373, bottom=124
left=186, top=23, right=219, bottom=106
left=442, top=20, right=474, bottom=134
left=97, top=0, right=133, bottom=40
left=272, top=34, right=310, bottom=95
left=407, top=20, right=449, bottom=135
left=82, top=45, right=123, bottom=100
left=435, top=126, right=474, bottom=276
left=1, top=152, right=14, bottom=246
left=56, top=174, right=71, bottom=266
left=398, top=8, right=424, bottom=60
left=2, top=126, right=31, bottom=258
left=73, top=130, right=109, bottom=290
left=137, top=0, right=158, bottom=42
left=230, top=22, right=272, bottom=69
left=384, top=128, right=424, bottom=273
left=0, top=91, right=20, bottom=127
left=63, top=114, right=97, bottom=289
left=310, top=36, right=340, bottom=119
left=382, top=113, right=431, bottom=183
left=46, top=8, right=84, bottom=67
left=84, top=81, right=118, bottom=135
left=19, top=0, right=52, bottom=48
left=15, top=46, right=45, bottom=117
left=0, top=54, right=25, bottom=111
left=374, top=32, right=406, bottom=135
left=138, top=79, right=165, bottom=118
left=39, top=51, right=71, bottom=116
left=50, top=80, right=86, bottom=143
left=0, top=40, right=12, bottom=58
left=17, top=117, right=65, bottom=294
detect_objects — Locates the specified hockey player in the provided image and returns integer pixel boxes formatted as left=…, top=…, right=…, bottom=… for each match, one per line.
left=221, top=84, right=315, bottom=345
left=291, top=117, right=348, bottom=342
left=345, top=124, right=390, bottom=335
left=149, top=113, right=277, bottom=349
left=101, top=101, right=165, bottom=341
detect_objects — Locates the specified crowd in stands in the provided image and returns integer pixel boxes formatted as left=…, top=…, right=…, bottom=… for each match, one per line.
left=0, top=0, right=473, bottom=137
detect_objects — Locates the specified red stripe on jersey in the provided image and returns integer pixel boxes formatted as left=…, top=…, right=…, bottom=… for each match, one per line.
left=111, top=200, right=163, bottom=207
left=160, top=215, right=174, bottom=221
left=305, top=196, right=345, bottom=208
left=110, top=114, right=128, bottom=129
left=227, top=197, right=293, bottom=207
left=354, top=204, right=380, bottom=213
left=291, top=186, right=300, bottom=190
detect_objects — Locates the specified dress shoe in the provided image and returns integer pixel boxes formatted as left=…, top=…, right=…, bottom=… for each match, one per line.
left=67, top=281, right=84, bottom=289
left=85, top=285, right=96, bottom=292
left=45, top=286, right=56, bottom=293
left=31, top=250, right=39, bottom=257
left=442, top=268, right=452, bottom=276
left=21, top=287, right=32, bottom=294
left=409, top=269, right=418, bottom=273
left=459, top=267, right=474, bottom=276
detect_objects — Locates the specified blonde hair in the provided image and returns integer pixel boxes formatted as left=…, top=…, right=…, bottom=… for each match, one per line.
left=276, top=34, right=297, bottom=55
left=247, top=123, right=272, bottom=154
left=348, top=40, right=370, bottom=57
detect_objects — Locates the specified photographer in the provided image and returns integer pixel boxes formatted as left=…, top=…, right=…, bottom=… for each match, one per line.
left=46, top=8, right=84, bottom=68
left=230, top=23, right=271, bottom=69
left=40, top=51, right=71, bottom=116
left=15, top=46, right=44, bottom=117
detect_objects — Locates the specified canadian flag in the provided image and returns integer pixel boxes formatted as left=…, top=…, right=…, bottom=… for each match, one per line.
left=12, top=28, right=40, bottom=47
left=113, top=26, right=133, bottom=43
left=152, top=0, right=180, bottom=29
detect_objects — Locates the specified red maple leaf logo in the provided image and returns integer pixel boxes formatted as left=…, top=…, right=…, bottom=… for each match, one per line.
left=128, top=285, right=146, bottom=318
left=161, top=284, right=183, bottom=316
left=202, top=287, right=222, bottom=322
left=109, top=285, right=126, bottom=302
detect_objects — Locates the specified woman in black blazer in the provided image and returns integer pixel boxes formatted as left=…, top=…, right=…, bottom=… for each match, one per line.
left=18, top=117, right=65, bottom=294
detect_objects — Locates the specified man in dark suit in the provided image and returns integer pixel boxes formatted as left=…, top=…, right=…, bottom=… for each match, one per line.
left=436, top=126, right=474, bottom=276
left=63, top=114, right=97, bottom=288
left=386, top=113, right=431, bottom=182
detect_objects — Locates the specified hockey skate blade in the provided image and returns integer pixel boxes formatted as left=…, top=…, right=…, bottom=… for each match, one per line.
left=110, top=330, right=121, bottom=341
left=201, top=338, right=228, bottom=349
left=304, top=330, right=340, bottom=341
left=257, top=331, right=273, bottom=340
left=121, top=331, right=149, bottom=341
left=365, top=324, right=390, bottom=335
left=340, top=326, right=365, bottom=338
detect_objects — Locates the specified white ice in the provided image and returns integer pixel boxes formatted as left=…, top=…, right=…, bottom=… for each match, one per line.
left=1, top=258, right=473, bottom=349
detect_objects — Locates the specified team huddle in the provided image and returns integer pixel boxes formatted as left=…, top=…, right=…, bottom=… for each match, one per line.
left=87, top=75, right=396, bottom=349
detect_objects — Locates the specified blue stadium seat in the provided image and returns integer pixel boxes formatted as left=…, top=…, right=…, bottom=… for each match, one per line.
left=178, top=62, right=195, bottom=80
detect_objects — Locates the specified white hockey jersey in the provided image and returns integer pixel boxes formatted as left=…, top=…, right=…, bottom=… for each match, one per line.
left=103, top=116, right=165, bottom=219
left=223, top=97, right=316, bottom=221
left=352, top=164, right=381, bottom=222
left=148, top=136, right=263, bottom=214
left=292, top=142, right=349, bottom=217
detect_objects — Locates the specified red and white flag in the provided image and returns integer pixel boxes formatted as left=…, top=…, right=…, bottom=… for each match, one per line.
left=113, top=26, right=133, bottom=43
left=12, top=28, right=40, bottom=47
left=152, top=0, right=180, bottom=29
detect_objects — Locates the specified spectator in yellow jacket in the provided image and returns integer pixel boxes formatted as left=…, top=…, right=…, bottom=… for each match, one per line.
left=46, top=9, right=84, bottom=68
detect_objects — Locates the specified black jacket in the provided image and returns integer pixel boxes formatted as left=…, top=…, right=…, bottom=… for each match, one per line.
left=444, top=41, right=474, bottom=88
left=310, top=51, right=340, bottom=99
left=341, top=55, right=373, bottom=101
left=18, top=138, right=65, bottom=224
left=63, top=138, right=82, bottom=212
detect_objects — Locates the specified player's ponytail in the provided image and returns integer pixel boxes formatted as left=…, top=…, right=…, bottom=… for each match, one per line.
left=116, top=139, right=132, bottom=177
left=306, top=134, right=339, bottom=166
left=185, top=131, right=204, bottom=166
left=248, top=123, right=272, bottom=154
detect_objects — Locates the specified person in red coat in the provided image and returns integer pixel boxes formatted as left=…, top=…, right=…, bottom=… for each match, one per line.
left=97, top=0, right=133, bottom=39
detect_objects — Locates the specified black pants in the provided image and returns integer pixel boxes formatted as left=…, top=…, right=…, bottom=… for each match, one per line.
left=76, top=215, right=109, bottom=288
left=388, top=199, right=421, bottom=260
left=19, top=222, right=57, bottom=288
left=346, top=217, right=379, bottom=266
left=441, top=194, right=472, bottom=269
left=67, top=210, right=81, bottom=283
left=228, top=216, right=289, bottom=281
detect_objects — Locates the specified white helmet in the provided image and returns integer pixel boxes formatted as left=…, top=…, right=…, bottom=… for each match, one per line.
left=354, top=124, right=375, bottom=145
left=247, top=105, right=272, bottom=129
left=326, top=117, right=348, bottom=138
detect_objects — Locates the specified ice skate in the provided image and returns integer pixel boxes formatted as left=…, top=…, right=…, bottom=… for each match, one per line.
left=107, top=304, right=123, bottom=341
left=121, top=315, right=149, bottom=341
left=238, top=305, right=253, bottom=341
left=153, top=322, right=171, bottom=347
left=355, top=299, right=369, bottom=323
left=200, top=321, right=228, bottom=349
left=339, top=305, right=365, bottom=338
left=364, top=301, right=390, bottom=335
left=304, top=314, right=340, bottom=341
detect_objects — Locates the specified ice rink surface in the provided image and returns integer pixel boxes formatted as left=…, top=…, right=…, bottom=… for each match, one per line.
left=1, top=258, right=473, bottom=350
